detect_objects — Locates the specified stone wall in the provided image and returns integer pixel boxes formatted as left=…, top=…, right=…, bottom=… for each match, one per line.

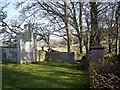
left=1, top=23, right=37, bottom=64
left=0, top=47, right=2, bottom=60
left=45, top=52, right=76, bottom=63
left=37, top=50, right=46, bottom=62
left=1, top=46, right=17, bottom=62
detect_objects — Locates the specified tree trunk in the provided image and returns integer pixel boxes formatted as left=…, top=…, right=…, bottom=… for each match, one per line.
left=89, top=2, right=99, bottom=46
left=108, top=32, right=112, bottom=53
left=64, top=1, right=73, bottom=52
left=79, top=2, right=83, bottom=54
left=115, top=2, right=120, bottom=55
left=71, top=1, right=83, bottom=54
left=119, top=38, right=120, bottom=54
left=84, top=7, right=90, bottom=52
left=115, top=15, right=118, bottom=55
left=86, top=26, right=90, bottom=53
left=108, top=43, right=112, bottom=53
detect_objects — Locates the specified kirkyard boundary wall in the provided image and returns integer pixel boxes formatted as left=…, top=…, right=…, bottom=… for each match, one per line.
left=1, top=23, right=76, bottom=64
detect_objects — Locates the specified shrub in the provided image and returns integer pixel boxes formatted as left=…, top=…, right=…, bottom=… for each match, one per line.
left=77, top=55, right=90, bottom=70
left=89, top=60, right=120, bottom=89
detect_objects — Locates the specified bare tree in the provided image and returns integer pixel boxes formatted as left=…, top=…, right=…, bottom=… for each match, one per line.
left=15, top=1, right=119, bottom=55
left=83, top=3, right=91, bottom=52
left=102, top=3, right=117, bottom=53
left=115, top=2, right=120, bottom=55
left=0, top=2, right=18, bottom=44
left=89, top=2, right=99, bottom=46
left=70, top=1, right=83, bottom=53
left=36, top=0, right=73, bottom=52
left=64, top=0, right=73, bottom=52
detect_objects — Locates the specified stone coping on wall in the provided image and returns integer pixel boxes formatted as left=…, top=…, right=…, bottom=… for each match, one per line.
left=90, top=45, right=105, bottom=50
left=45, top=52, right=75, bottom=63
left=0, top=46, right=17, bottom=48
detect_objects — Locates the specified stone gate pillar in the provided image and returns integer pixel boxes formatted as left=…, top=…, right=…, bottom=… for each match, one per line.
left=31, top=31, right=37, bottom=62
left=16, top=23, right=37, bottom=64
left=16, top=33, right=21, bottom=63
left=89, top=45, right=105, bottom=63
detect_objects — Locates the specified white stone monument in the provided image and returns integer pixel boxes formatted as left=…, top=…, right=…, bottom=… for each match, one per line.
left=16, top=23, right=37, bottom=64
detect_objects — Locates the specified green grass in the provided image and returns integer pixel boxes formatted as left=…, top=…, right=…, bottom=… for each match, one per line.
left=2, top=61, right=89, bottom=89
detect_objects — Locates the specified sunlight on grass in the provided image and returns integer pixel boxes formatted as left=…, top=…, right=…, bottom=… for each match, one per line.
left=2, top=61, right=89, bottom=88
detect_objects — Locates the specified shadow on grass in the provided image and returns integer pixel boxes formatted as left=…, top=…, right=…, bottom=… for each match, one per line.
left=36, top=61, right=78, bottom=70
left=2, top=60, right=17, bottom=65
left=3, top=61, right=75, bottom=70
left=2, top=67, right=61, bottom=88
left=2, top=62, right=90, bottom=89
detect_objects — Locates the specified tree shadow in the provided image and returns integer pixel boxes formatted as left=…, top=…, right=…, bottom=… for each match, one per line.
left=2, top=63, right=90, bottom=89
left=2, top=60, right=18, bottom=65
left=37, top=61, right=77, bottom=70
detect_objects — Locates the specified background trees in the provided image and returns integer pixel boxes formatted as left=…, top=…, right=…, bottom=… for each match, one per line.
left=0, top=2, right=17, bottom=45
left=1, top=0, right=119, bottom=55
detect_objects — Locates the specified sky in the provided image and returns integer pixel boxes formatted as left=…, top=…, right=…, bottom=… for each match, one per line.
left=6, top=3, right=19, bottom=19
left=0, top=0, right=61, bottom=44
left=0, top=0, right=19, bottom=44
left=1, top=0, right=120, bottom=20
left=3, top=1, right=19, bottom=20
left=1, top=0, right=119, bottom=44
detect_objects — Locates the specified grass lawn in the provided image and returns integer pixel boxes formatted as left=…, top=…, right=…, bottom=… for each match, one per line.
left=2, top=61, right=89, bottom=88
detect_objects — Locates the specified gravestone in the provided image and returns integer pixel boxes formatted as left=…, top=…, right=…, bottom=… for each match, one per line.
left=89, top=45, right=105, bottom=63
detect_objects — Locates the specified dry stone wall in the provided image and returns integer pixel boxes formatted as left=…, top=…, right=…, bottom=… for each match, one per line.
left=1, top=46, right=17, bottom=62
left=45, top=52, right=76, bottom=63
left=1, top=23, right=37, bottom=64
